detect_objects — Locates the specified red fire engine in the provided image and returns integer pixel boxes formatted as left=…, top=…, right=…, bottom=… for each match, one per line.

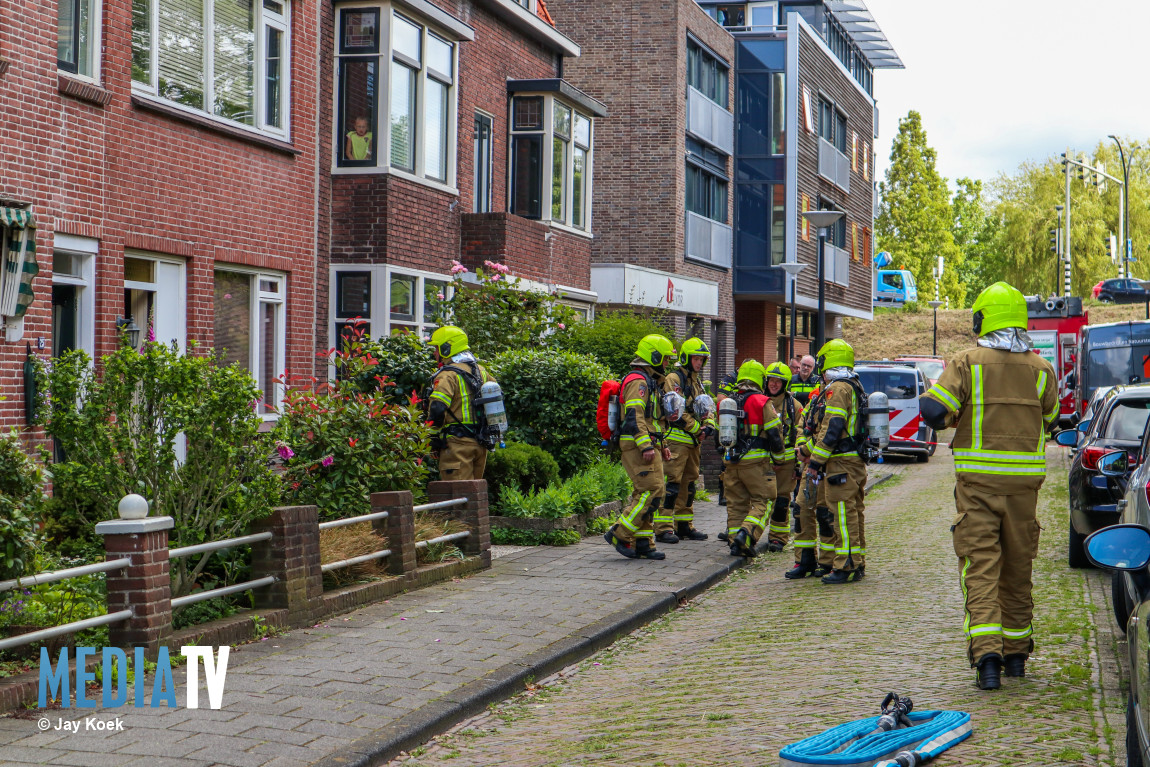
left=1027, top=296, right=1088, bottom=425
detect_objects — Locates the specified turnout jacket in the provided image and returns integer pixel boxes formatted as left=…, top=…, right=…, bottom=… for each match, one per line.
left=921, top=346, right=1058, bottom=493
left=808, top=378, right=864, bottom=471
left=619, top=367, right=669, bottom=451
left=428, top=358, right=494, bottom=440
left=790, top=373, right=820, bottom=406
left=663, top=367, right=717, bottom=446
left=768, top=390, right=806, bottom=463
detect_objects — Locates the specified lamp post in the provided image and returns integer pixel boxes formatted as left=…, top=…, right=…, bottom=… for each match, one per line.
left=928, top=300, right=943, bottom=356
left=1108, top=135, right=1131, bottom=280
left=802, top=209, right=845, bottom=354
left=779, top=261, right=808, bottom=361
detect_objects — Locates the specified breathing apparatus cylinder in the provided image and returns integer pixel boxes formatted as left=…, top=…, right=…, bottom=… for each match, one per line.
left=607, top=395, right=620, bottom=435
left=718, top=397, right=739, bottom=447
left=479, top=381, right=508, bottom=445
left=867, top=391, right=890, bottom=449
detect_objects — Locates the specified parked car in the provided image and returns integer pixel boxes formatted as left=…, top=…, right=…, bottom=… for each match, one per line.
left=855, top=362, right=935, bottom=462
left=1057, top=386, right=1150, bottom=567
left=894, top=356, right=946, bottom=386
left=1097, top=278, right=1150, bottom=304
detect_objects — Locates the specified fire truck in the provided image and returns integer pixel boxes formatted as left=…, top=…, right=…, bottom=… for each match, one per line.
left=1026, top=296, right=1088, bottom=425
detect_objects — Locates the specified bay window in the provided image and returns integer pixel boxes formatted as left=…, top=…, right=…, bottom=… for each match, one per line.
left=331, top=265, right=449, bottom=350
left=335, top=5, right=458, bottom=185
left=132, top=0, right=289, bottom=135
left=214, top=269, right=285, bottom=417
left=509, top=93, right=595, bottom=232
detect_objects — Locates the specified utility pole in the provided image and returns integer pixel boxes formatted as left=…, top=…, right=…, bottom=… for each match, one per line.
left=1109, top=136, right=1132, bottom=280
left=1064, top=147, right=1072, bottom=297
left=1060, top=149, right=1125, bottom=294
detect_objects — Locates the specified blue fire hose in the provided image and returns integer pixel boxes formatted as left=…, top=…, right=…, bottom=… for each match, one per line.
left=779, top=699, right=971, bottom=767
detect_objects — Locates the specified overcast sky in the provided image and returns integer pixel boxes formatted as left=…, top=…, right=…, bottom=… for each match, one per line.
left=864, top=0, right=1149, bottom=193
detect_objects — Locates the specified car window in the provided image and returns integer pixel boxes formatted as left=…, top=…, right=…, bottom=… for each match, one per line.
left=857, top=370, right=917, bottom=401
left=1088, top=348, right=1134, bottom=390
left=915, top=360, right=945, bottom=380
left=883, top=273, right=903, bottom=289
left=1101, top=401, right=1150, bottom=441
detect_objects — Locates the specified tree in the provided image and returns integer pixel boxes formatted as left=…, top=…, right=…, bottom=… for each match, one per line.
left=951, top=178, right=1005, bottom=304
left=876, top=111, right=965, bottom=307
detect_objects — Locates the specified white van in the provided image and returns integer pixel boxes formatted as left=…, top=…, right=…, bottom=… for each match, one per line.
left=855, top=362, right=936, bottom=463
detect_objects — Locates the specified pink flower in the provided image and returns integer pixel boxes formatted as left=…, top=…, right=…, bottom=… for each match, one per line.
left=436, top=293, right=445, bottom=300
left=489, top=273, right=501, bottom=281
left=557, top=323, right=566, bottom=330
left=321, top=455, right=334, bottom=467
left=450, top=259, right=468, bottom=275
left=275, top=441, right=294, bottom=460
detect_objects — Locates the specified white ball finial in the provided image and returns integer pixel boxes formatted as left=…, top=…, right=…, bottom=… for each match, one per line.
left=118, top=494, right=150, bottom=520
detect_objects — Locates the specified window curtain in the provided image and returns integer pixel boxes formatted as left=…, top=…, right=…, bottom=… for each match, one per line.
left=0, top=208, right=39, bottom=319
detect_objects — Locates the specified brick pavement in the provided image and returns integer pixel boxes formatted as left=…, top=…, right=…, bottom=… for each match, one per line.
left=394, top=447, right=1125, bottom=767
left=0, top=463, right=906, bottom=767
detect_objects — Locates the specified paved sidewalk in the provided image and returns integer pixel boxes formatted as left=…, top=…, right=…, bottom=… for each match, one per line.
left=0, top=463, right=906, bottom=767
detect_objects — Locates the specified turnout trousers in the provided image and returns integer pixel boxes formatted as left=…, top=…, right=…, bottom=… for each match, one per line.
left=952, top=480, right=1040, bottom=665
left=655, top=440, right=701, bottom=535
left=825, top=457, right=868, bottom=572
left=439, top=437, right=488, bottom=480
left=767, top=460, right=799, bottom=547
left=614, top=445, right=665, bottom=549
left=724, top=459, right=777, bottom=544
left=793, top=471, right=833, bottom=568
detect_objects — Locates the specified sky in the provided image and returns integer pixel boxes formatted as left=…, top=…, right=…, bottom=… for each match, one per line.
left=864, top=0, right=1150, bottom=192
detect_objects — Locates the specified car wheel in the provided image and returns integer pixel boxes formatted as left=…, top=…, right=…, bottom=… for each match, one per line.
left=1068, top=519, right=1091, bottom=569
left=1100, top=294, right=1114, bottom=303
left=1129, top=691, right=1145, bottom=767
left=1114, top=571, right=1133, bottom=634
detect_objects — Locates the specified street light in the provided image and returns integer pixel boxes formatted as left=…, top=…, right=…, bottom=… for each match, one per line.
left=928, top=300, right=943, bottom=356
left=779, top=261, right=808, bottom=362
left=1108, top=135, right=1131, bottom=279
left=802, top=209, right=845, bottom=354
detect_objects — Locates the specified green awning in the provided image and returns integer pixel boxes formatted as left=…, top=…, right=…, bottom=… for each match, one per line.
left=0, top=206, right=38, bottom=319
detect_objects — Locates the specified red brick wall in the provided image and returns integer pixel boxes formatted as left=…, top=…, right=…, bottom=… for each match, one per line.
left=0, top=0, right=320, bottom=430
left=459, top=214, right=591, bottom=290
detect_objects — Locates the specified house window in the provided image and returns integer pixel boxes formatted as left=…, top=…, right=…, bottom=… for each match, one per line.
left=51, top=238, right=96, bottom=359
left=58, top=0, right=99, bottom=77
left=818, top=97, right=848, bottom=153
left=509, top=94, right=594, bottom=231
left=131, top=0, right=289, bottom=135
left=123, top=253, right=186, bottom=350
left=214, top=269, right=285, bottom=416
left=686, top=163, right=728, bottom=224
left=687, top=39, right=728, bottom=108
left=335, top=5, right=457, bottom=184
left=473, top=112, right=493, bottom=213
left=818, top=201, right=847, bottom=248
left=331, top=265, right=449, bottom=351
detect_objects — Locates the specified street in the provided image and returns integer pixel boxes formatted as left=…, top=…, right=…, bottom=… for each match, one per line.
left=394, top=447, right=1128, bottom=767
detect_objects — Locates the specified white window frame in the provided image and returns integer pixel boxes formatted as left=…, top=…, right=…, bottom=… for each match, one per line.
left=213, top=266, right=287, bottom=419
left=57, top=0, right=103, bottom=81
left=122, top=251, right=187, bottom=353
left=509, top=93, right=595, bottom=235
left=51, top=235, right=97, bottom=359
left=329, top=264, right=452, bottom=357
left=333, top=3, right=460, bottom=193
left=131, top=0, right=292, bottom=139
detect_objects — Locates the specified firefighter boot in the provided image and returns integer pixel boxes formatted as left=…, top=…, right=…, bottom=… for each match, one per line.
left=677, top=522, right=708, bottom=541
left=635, top=539, right=666, bottom=560
left=976, top=653, right=1003, bottom=690
left=730, top=529, right=757, bottom=558
left=655, top=530, right=680, bottom=544
left=821, top=568, right=862, bottom=584
left=717, top=531, right=729, bottom=542
left=785, top=548, right=817, bottom=580
left=1003, top=654, right=1026, bottom=678
left=604, top=527, right=637, bottom=559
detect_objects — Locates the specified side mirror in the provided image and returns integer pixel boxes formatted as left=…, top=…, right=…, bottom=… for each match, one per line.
left=1078, top=419, right=1093, bottom=433
left=1098, top=450, right=1129, bottom=476
left=1086, top=524, right=1150, bottom=570
left=1055, top=430, right=1079, bottom=447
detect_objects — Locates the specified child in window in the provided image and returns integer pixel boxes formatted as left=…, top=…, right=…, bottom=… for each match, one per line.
left=345, top=116, right=373, bottom=161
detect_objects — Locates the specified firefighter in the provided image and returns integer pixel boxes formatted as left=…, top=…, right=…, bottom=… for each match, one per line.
left=790, top=354, right=820, bottom=407
left=764, top=362, right=804, bottom=552
left=604, top=334, right=679, bottom=561
left=715, top=371, right=739, bottom=510
left=721, top=360, right=785, bottom=558
left=427, top=326, right=495, bottom=480
left=919, top=281, right=1058, bottom=690
left=786, top=382, right=837, bottom=579
left=805, top=339, right=868, bottom=585
left=655, top=338, right=716, bottom=543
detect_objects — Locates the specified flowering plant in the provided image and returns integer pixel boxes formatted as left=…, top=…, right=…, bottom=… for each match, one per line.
left=275, top=320, right=433, bottom=520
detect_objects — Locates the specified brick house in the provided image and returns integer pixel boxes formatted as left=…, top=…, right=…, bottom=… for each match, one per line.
left=319, top=0, right=606, bottom=357
left=0, top=0, right=320, bottom=429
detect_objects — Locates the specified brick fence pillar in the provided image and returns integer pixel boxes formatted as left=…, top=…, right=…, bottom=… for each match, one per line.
left=374, top=491, right=415, bottom=578
left=96, top=516, right=174, bottom=659
left=426, top=480, right=489, bottom=559
left=250, top=505, right=322, bottom=623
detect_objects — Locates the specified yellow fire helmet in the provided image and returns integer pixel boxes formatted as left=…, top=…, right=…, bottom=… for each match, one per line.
left=636, top=334, right=676, bottom=367
left=971, top=281, right=1027, bottom=336
left=677, top=337, right=711, bottom=367
left=764, top=362, right=792, bottom=389
left=429, top=326, right=469, bottom=358
left=816, top=338, right=855, bottom=371
left=736, top=359, right=766, bottom=389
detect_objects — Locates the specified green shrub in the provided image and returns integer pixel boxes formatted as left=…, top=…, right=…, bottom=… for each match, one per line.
left=585, top=516, right=613, bottom=535
left=353, top=332, right=438, bottom=405
left=556, top=309, right=670, bottom=377
left=277, top=321, right=433, bottom=522
left=494, top=458, right=630, bottom=520
left=0, top=429, right=44, bottom=581
left=491, top=348, right=611, bottom=475
left=484, top=441, right=560, bottom=502
left=490, top=528, right=581, bottom=546
left=37, top=342, right=281, bottom=597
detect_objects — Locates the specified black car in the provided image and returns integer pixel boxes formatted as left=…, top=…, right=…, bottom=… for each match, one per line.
left=1062, top=386, right=1150, bottom=568
left=1098, top=278, right=1150, bottom=304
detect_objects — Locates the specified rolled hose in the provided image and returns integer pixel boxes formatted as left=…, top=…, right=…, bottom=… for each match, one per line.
left=778, top=710, right=972, bottom=767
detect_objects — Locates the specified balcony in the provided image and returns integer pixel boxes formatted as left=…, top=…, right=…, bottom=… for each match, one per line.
left=818, top=137, right=851, bottom=193
left=685, top=211, right=733, bottom=269
left=823, top=243, right=850, bottom=288
left=687, top=87, right=734, bottom=156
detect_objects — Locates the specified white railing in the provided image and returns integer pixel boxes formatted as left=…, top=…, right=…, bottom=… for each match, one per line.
left=685, top=211, right=733, bottom=268
left=818, top=137, right=851, bottom=193
left=824, top=243, right=851, bottom=287
left=686, top=86, right=734, bottom=156
left=169, top=531, right=279, bottom=609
